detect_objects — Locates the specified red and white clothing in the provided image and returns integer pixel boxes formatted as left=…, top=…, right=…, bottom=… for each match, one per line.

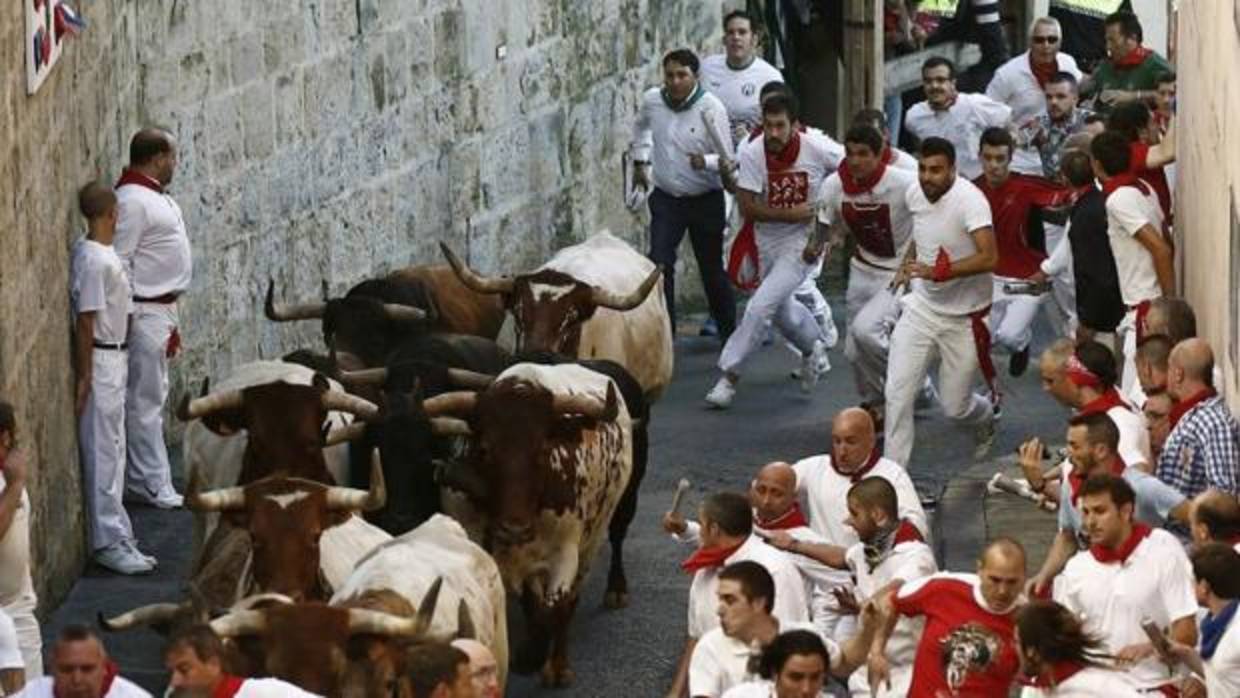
left=904, top=93, right=1013, bottom=180
left=684, top=535, right=810, bottom=639
left=846, top=536, right=937, bottom=698
left=1054, top=527, right=1197, bottom=691
left=718, top=131, right=841, bottom=375
left=15, top=674, right=151, bottom=697
left=0, top=471, right=39, bottom=678
left=892, top=573, right=1022, bottom=698
left=700, top=55, right=784, bottom=140
left=984, top=51, right=1082, bottom=174
left=1017, top=662, right=1143, bottom=697
left=1077, top=392, right=1152, bottom=470
left=1104, top=179, right=1165, bottom=398
left=752, top=517, right=847, bottom=644
left=885, top=178, right=997, bottom=468
left=689, top=621, right=836, bottom=698
left=206, top=676, right=324, bottom=697
left=818, top=163, right=917, bottom=403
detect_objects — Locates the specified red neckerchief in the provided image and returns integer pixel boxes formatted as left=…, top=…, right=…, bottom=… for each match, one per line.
left=832, top=449, right=881, bottom=483
left=1100, top=172, right=1151, bottom=199
left=681, top=541, right=744, bottom=574
left=880, top=146, right=897, bottom=165
left=839, top=157, right=888, bottom=195
left=1068, top=456, right=1127, bottom=506
left=1029, top=53, right=1057, bottom=88
left=1089, top=523, right=1152, bottom=564
left=893, top=519, right=924, bottom=544
left=57, top=661, right=119, bottom=698
left=214, top=676, right=246, bottom=698
left=1112, top=45, right=1154, bottom=70
left=765, top=130, right=802, bottom=173
left=1018, top=660, right=1087, bottom=688
left=1076, top=388, right=1129, bottom=417
left=1169, top=387, right=1218, bottom=428
left=756, top=502, right=809, bottom=531
left=115, top=168, right=164, bottom=193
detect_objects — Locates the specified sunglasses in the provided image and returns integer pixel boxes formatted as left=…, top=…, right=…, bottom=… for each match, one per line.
left=1031, top=36, right=1060, bottom=44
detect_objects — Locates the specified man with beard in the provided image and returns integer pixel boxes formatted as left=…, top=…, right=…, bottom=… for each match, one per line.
left=1014, top=600, right=1142, bottom=696
left=1054, top=474, right=1197, bottom=694
left=1024, top=72, right=1092, bottom=181
left=13, top=626, right=150, bottom=698
left=904, top=57, right=1012, bottom=180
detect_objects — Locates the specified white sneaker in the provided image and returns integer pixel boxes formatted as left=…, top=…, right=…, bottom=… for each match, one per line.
left=704, top=377, right=736, bottom=409
left=151, top=491, right=184, bottom=510
left=800, top=340, right=828, bottom=393
left=123, top=539, right=157, bottom=567
left=95, top=542, right=155, bottom=575
left=818, top=313, right=839, bottom=349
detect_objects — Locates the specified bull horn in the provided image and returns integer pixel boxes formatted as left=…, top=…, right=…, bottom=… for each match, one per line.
left=456, top=599, right=476, bottom=640
left=415, top=577, right=444, bottom=636
left=231, top=593, right=295, bottom=611
left=321, top=391, right=380, bottom=420
left=446, top=368, right=495, bottom=389
left=552, top=383, right=618, bottom=420
left=210, top=609, right=268, bottom=637
left=590, top=266, right=662, bottom=311
left=178, top=389, right=245, bottom=421
left=429, top=417, right=473, bottom=436
left=325, top=451, right=386, bottom=511
left=264, top=278, right=327, bottom=322
left=439, top=242, right=515, bottom=294
left=323, top=422, right=367, bottom=447
left=185, top=469, right=246, bottom=512
left=382, top=304, right=428, bottom=323
left=337, top=367, right=388, bottom=387
left=345, top=609, right=421, bottom=637
left=423, top=391, right=478, bottom=417
left=97, top=602, right=187, bottom=632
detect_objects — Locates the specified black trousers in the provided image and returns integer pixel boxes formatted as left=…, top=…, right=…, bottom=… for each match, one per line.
left=647, top=187, right=736, bottom=337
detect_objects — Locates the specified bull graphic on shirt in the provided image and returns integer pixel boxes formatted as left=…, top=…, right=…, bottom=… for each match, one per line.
left=767, top=172, right=809, bottom=209
left=939, top=622, right=1001, bottom=692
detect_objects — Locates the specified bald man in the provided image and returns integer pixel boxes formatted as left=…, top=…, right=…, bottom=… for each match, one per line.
left=15, top=625, right=151, bottom=697
left=451, top=639, right=499, bottom=698
left=1190, top=490, right=1240, bottom=552
left=1156, top=339, right=1240, bottom=498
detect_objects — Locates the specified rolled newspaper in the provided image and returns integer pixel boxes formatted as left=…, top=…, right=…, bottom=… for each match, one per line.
left=700, top=107, right=738, bottom=186
left=988, top=472, right=1057, bottom=512
left=670, top=478, right=691, bottom=516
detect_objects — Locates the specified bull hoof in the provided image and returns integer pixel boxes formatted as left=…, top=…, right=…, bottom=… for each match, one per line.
left=539, top=664, right=575, bottom=688
left=603, top=590, right=629, bottom=609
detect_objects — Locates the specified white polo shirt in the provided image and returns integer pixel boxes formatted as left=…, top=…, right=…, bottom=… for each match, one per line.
left=903, top=93, right=1012, bottom=180
left=631, top=87, right=733, bottom=197
left=1054, top=529, right=1197, bottom=689
left=790, top=455, right=927, bottom=549
left=1205, top=614, right=1240, bottom=698
left=14, top=676, right=152, bottom=697
left=1019, top=664, right=1144, bottom=697
left=984, top=51, right=1082, bottom=175
left=70, top=239, right=132, bottom=344
left=689, top=621, right=837, bottom=698
left=736, top=131, right=843, bottom=245
left=846, top=539, right=937, bottom=698
left=1104, top=184, right=1165, bottom=307
left=232, top=678, right=324, bottom=696
left=687, top=535, right=811, bottom=639
left=699, top=54, right=784, bottom=139
left=114, top=182, right=192, bottom=298
left=906, top=177, right=995, bottom=316
left=817, top=166, right=918, bottom=268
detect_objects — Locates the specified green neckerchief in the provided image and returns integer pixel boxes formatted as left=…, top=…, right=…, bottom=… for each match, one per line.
left=661, top=83, right=705, bottom=112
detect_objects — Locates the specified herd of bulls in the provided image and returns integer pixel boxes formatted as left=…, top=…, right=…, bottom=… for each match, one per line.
left=97, top=232, right=675, bottom=696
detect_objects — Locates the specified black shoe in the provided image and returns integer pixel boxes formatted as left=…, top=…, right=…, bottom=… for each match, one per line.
left=1009, top=346, right=1030, bottom=377
left=699, top=318, right=719, bottom=337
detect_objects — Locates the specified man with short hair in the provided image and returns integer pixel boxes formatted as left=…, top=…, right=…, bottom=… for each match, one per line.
left=406, top=644, right=476, bottom=698
left=869, top=538, right=1027, bottom=697
left=1152, top=71, right=1175, bottom=133
left=700, top=10, right=784, bottom=144
left=1190, top=490, right=1240, bottom=551
left=705, top=93, right=839, bottom=408
left=14, top=625, right=151, bottom=697
left=1023, top=72, right=1092, bottom=181
left=849, top=109, right=918, bottom=171
left=1083, top=11, right=1174, bottom=114
left=904, top=57, right=1012, bottom=180
left=1167, top=544, right=1240, bottom=698
left=450, top=639, right=500, bottom=698
left=720, top=630, right=835, bottom=698
left=163, top=624, right=319, bottom=696
left=1142, top=391, right=1174, bottom=462
left=1157, top=338, right=1240, bottom=498
left=986, top=17, right=1082, bottom=175
left=1107, top=101, right=1174, bottom=222
left=115, top=128, right=190, bottom=511
left=1134, top=333, right=1171, bottom=398
left=631, top=49, right=737, bottom=339
left=1055, top=474, right=1197, bottom=693
left=884, top=137, right=1000, bottom=467
left=0, top=403, right=39, bottom=679
left=1145, top=298, right=1197, bottom=343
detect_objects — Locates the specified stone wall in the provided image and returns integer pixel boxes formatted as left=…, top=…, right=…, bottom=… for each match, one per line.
left=1, top=0, right=727, bottom=610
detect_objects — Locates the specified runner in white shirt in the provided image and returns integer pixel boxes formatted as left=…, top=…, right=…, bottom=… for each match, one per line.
left=1014, top=600, right=1143, bottom=697
left=720, top=629, right=839, bottom=698
left=904, top=57, right=1012, bottom=180
left=163, top=625, right=322, bottom=697
left=884, top=138, right=1000, bottom=469
left=1089, top=131, right=1174, bottom=398
left=1165, top=543, right=1240, bottom=698
left=1054, top=474, right=1197, bottom=693
left=15, top=626, right=152, bottom=698
left=817, top=125, right=918, bottom=409
left=985, top=17, right=1082, bottom=175
left=0, top=406, right=40, bottom=680
left=850, top=109, right=919, bottom=173
left=700, top=10, right=784, bottom=143
left=72, top=183, right=154, bottom=576
left=706, top=93, right=839, bottom=408
left=114, top=129, right=191, bottom=510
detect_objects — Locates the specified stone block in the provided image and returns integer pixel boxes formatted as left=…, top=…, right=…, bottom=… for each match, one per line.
left=204, top=92, right=245, bottom=176
left=272, top=68, right=307, bottom=150
left=433, top=8, right=464, bottom=83
left=239, top=82, right=276, bottom=162
left=228, top=32, right=267, bottom=88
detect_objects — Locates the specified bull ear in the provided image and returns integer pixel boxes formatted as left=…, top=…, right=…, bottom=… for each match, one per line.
left=312, top=372, right=331, bottom=392
left=201, top=409, right=245, bottom=437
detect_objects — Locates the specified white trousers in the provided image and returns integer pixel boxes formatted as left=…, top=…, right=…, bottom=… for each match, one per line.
left=125, top=303, right=179, bottom=501
left=794, top=256, right=837, bottom=346
left=719, top=236, right=820, bottom=375
left=844, top=259, right=901, bottom=404
left=989, top=277, right=1043, bottom=353
left=884, top=294, right=994, bottom=468
left=81, top=349, right=135, bottom=550
left=3, top=594, right=40, bottom=677
left=1117, top=307, right=1147, bottom=404
left=1044, top=223, right=1077, bottom=336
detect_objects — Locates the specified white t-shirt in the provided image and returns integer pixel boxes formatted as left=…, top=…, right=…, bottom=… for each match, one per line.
left=1018, top=665, right=1143, bottom=697
left=905, top=177, right=994, bottom=316
left=791, top=455, right=927, bottom=550
left=690, top=621, right=837, bottom=698
left=817, top=166, right=918, bottom=267
left=889, top=147, right=919, bottom=172
left=631, top=87, right=733, bottom=197
left=699, top=55, right=784, bottom=140
left=0, top=608, right=21, bottom=671
left=903, top=93, right=1013, bottom=180
left=688, top=535, right=810, bottom=639
left=846, top=540, right=937, bottom=698
left=114, top=183, right=192, bottom=298
left=1205, top=614, right=1240, bottom=698
left=737, top=131, right=842, bottom=244
left=1054, top=529, right=1197, bottom=689
left=15, top=676, right=152, bottom=697
left=70, top=239, right=133, bottom=344
left=985, top=51, right=1082, bottom=175
left=234, top=678, right=324, bottom=697
left=0, top=473, right=35, bottom=609
left=1104, top=184, right=1165, bottom=307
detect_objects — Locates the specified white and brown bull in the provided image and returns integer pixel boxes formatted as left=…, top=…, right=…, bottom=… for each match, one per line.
left=441, top=231, right=674, bottom=401
left=426, top=363, right=633, bottom=687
